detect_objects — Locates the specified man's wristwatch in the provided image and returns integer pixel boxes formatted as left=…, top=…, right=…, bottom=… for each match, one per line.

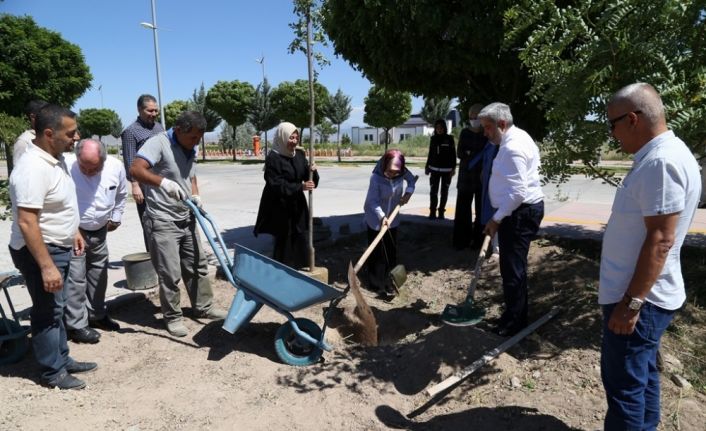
left=623, top=294, right=644, bottom=311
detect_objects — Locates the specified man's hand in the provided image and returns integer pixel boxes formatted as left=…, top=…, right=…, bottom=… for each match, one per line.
left=191, top=194, right=203, bottom=209
left=131, top=182, right=144, bottom=204
left=399, top=192, right=412, bottom=206
left=73, top=232, right=85, bottom=256
left=41, top=264, right=63, bottom=293
left=425, top=167, right=430, bottom=176
left=483, top=219, right=500, bottom=237
left=608, top=301, right=640, bottom=335
left=107, top=221, right=121, bottom=232
left=160, top=178, right=186, bottom=200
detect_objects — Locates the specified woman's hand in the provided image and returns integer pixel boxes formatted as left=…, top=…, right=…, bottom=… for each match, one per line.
left=302, top=180, right=316, bottom=191
left=400, top=192, right=412, bottom=206
left=381, top=217, right=390, bottom=228
left=310, top=163, right=317, bottom=172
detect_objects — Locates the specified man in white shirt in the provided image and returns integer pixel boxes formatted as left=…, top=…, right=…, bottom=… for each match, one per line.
left=9, top=104, right=95, bottom=390
left=63, top=139, right=127, bottom=344
left=12, top=99, right=48, bottom=165
left=599, top=83, right=701, bottom=430
left=479, top=102, right=544, bottom=337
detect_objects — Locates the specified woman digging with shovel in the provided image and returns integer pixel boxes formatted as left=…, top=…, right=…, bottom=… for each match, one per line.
left=363, top=149, right=417, bottom=298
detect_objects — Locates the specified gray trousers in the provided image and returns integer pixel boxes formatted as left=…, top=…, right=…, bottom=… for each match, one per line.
left=64, top=226, right=109, bottom=330
left=143, top=215, right=213, bottom=322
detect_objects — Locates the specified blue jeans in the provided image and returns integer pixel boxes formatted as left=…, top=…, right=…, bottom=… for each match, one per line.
left=601, top=302, right=676, bottom=431
left=10, top=244, right=73, bottom=383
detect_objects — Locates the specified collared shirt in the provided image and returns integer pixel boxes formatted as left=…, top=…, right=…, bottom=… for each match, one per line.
left=136, top=129, right=196, bottom=222
left=488, top=125, right=543, bottom=222
left=66, top=154, right=128, bottom=230
left=13, top=129, right=35, bottom=164
left=9, top=146, right=79, bottom=249
left=599, top=130, right=701, bottom=310
left=120, top=117, right=164, bottom=181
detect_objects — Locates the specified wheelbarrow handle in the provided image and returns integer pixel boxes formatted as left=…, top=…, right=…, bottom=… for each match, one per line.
left=353, top=204, right=402, bottom=274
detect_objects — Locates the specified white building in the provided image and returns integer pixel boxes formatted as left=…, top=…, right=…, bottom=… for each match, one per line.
left=350, top=114, right=452, bottom=145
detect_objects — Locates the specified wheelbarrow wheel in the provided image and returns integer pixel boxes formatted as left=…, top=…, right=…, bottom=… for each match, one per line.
left=274, top=318, right=323, bottom=366
left=0, top=319, right=30, bottom=366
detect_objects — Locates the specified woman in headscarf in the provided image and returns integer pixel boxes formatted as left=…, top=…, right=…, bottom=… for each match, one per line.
left=363, top=149, right=416, bottom=296
left=254, top=122, right=318, bottom=269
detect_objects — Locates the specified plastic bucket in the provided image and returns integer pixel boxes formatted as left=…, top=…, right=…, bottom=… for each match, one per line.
left=122, top=252, right=158, bottom=291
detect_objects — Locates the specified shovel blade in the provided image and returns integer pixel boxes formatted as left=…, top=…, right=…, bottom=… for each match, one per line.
left=440, top=298, right=485, bottom=327
left=347, top=262, right=378, bottom=346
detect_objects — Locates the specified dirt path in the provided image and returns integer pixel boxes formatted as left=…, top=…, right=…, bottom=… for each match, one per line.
left=1, top=223, right=704, bottom=431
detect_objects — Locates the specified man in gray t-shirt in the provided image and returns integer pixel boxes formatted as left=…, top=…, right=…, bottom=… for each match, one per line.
left=130, top=111, right=226, bottom=337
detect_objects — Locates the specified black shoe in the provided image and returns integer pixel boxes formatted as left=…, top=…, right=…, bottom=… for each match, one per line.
left=89, top=315, right=121, bottom=331
left=68, top=327, right=100, bottom=344
left=428, top=209, right=436, bottom=219
left=66, top=361, right=98, bottom=374
left=438, top=210, right=445, bottom=220
left=42, top=373, right=86, bottom=390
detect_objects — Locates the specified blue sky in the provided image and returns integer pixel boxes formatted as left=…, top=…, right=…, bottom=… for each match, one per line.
left=2, top=0, right=424, bottom=139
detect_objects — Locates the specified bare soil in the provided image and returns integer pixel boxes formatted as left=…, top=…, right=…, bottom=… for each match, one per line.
left=1, top=222, right=705, bottom=431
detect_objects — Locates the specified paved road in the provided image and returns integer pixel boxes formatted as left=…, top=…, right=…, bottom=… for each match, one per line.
left=2, top=161, right=704, bottom=313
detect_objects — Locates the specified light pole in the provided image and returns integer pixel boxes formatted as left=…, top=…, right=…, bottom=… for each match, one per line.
left=140, top=0, right=166, bottom=129
left=255, top=55, right=266, bottom=81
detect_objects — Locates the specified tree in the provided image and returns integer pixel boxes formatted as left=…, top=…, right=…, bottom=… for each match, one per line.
left=363, top=85, right=412, bottom=152
left=315, top=119, right=336, bottom=144
left=420, top=96, right=451, bottom=125
left=325, top=88, right=352, bottom=161
left=163, top=100, right=190, bottom=130
left=77, top=108, right=121, bottom=141
left=206, top=80, right=255, bottom=161
left=0, top=112, right=26, bottom=174
left=321, top=1, right=545, bottom=139
left=110, top=115, right=123, bottom=139
left=189, top=82, right=222, bottom=160
left=0, top=15, right=92, bottom=117
left=504, top=0, right=706, bottom=184
left=248, top=78, right=279, bottom=155
left=219, top=121, right=256, bottom=152
left=270, top=79, right=330, bottom=138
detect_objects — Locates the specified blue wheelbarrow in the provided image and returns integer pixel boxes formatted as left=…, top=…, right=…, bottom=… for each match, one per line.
left=185, top=200, right=347, bottom=366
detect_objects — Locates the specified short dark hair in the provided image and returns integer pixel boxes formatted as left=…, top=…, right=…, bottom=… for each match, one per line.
left=174, top=111, right=206, bottom=132
left=25, top=99, right=49, bottom=118
left=35, top=105, right=76, bottom=135
left=137, top=94, right=157, bottom=109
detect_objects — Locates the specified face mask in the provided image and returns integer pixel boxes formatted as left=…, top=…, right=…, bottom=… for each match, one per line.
left=469, top=119, right=481, bottom=128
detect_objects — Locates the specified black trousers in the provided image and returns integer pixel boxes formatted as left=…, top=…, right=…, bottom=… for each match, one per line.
left=366, top=226, right=397, bottom=291
left=429, top=171, right=452, bottom=213
left=273, top=229, right=308, bottom=270
left=453, top=185, right=482, bottom=248
left=497, top=201, right=544, bottom=326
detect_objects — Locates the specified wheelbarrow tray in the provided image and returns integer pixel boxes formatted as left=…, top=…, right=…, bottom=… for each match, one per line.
left=232, top=245, right=342, bottom=312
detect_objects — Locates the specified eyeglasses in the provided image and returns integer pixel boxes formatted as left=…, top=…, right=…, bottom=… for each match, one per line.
left=608, top=110, right=642, bottom=131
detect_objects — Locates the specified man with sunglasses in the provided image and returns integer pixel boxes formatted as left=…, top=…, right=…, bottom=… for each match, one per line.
left=599, top=83, right=701, bottom=430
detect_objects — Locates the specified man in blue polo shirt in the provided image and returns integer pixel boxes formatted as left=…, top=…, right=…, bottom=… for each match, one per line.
left=599, top=83, right=701, bottom=430
left=129, top=111, right=225, bottom=337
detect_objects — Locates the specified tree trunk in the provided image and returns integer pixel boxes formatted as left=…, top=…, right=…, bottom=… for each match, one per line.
left=201, top=136, right=206, bottom=161
left=306, top=7, right=316, bottom=271
left=336, top=123, right=341, bottom=162
left=232, top=125, right=237, bottom=161
left=384, top=128, right=389, bottom=152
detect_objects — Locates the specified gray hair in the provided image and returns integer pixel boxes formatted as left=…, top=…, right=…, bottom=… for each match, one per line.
left=174, top=111, right=207, bottom=132
left=608, top=82, right=664, bottom=125
left=478, top=102, right=514, bottom=126
left=75, top=138, right=107, bottom=162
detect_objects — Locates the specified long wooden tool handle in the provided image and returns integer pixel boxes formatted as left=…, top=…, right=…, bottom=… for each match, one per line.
left=353, top=204, right=401, bottom=274
left=426, top=307, right=560, bottom=397
left=467, top=235, right=492, bottom=298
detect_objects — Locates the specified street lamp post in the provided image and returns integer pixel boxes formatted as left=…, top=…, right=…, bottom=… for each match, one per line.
left=140, top=0, right=166, bottom=129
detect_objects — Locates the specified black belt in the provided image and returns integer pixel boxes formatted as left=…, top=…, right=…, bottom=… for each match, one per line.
left=518, top=201, right=543, bottom=209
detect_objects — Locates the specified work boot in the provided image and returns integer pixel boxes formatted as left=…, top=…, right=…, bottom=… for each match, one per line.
left=165, top=319, right=188, bottom=337
left=66, top=360, right=98, bottom=374
left=193, top=307, right=227, bottom=320
left=428, top=209, right=436, bottom=219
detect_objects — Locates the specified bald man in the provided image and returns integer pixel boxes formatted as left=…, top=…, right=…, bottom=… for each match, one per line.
left=64, top=139, right=127, bottom=344
left=600, top=83, right=701, bottom=430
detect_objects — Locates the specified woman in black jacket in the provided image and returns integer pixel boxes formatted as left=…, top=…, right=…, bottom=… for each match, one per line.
left=425, top=119, right=456, bottom=219
left=254, top=122, right=319, bottom=269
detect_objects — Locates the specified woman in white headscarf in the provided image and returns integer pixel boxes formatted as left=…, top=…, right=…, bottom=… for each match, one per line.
left=254, top=122, right=319, bottom=268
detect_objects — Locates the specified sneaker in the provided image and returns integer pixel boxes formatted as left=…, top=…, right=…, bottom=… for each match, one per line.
left=42, top=373, right=86, bottom=390
left=165, top=320, right=188, bottom=337
left=66, top=360, right=98, bottom=374
left=193, top=307, right=227, bottom=320
left=67, top=327, right=101, bottom=344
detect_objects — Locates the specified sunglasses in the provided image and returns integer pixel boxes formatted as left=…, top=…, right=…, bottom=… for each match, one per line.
left=608, top=110, right=642, bottom=131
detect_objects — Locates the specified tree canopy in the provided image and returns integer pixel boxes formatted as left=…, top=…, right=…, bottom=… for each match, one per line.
left=248, top=78, right=279, bottom=144
left=420, top=96, right=451, bottom=125
left=77, top=108, right=121, bottom=140
left=163, top=100, right=190, bottom=130
left=0, top=14, right=92, bottom=117
left=205, top=80, right=255, bottom=130
left=505, top=0, right=706, bottom=183
left=321, top=0, right=545, bottom=139
left=189, top=83, right=221, bottom=133
left=363, top=85, right=412, bottom=151
left=270, top=79, right=330, bottom=131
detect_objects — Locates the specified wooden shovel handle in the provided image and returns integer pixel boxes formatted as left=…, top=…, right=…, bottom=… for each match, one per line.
left=353, top=204, right=402, bottom=274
